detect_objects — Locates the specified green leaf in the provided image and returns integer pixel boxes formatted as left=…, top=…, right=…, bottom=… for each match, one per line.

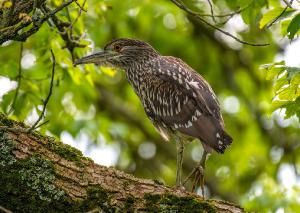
left=282, top=97, right=300, bottom=119
left=287, top=13, right=300, bottom=40
left=260, top=61, right=286, bottom=80
left=286, top=67, right=300, bottom=81
left=280, top=19, right=291, bottom=36
left=259, top=7, right=295, bottom=29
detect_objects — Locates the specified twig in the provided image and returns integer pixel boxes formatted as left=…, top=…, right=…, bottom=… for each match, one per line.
left=75, top=0, right=87, bottom=12
left=27, top=50, right=55, bottom=132
left=41, top=4, right=86, bottom=62
left=206, top=0, right=216, bottom=23
left=34, top=120, right=49, bottom=129
left=170, top=0, right=269, bottom=46
left=198, top=3, right=251, bottom=18
left=266, top=0, right=294, bottom=28
left=283, top=0, right=293, bottom=7
left=8, top=43, right=23, bottom=115
left=68, top=0, right=87, bottom=32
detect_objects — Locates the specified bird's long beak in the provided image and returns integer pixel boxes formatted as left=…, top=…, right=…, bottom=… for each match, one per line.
left=74, top=51, right=115, bottom=66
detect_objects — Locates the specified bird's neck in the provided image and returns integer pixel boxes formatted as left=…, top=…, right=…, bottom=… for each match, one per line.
left=123, top=58, right=155, bottom=96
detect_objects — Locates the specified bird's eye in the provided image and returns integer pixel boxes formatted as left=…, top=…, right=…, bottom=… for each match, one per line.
left=114, top=45, right=122, bottom=52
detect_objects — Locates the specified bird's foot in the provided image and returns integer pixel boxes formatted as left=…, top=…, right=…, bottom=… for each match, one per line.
left=174, top=184, right=186, bottom=191
left=183, top=165, right=205, bottom=198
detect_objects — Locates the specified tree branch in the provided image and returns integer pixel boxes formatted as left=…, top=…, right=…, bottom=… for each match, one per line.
left=266, top=0, right=294, bottom=28
left=170, top=0, right=269, bottom=46
left=0, top=114, right=245, bottom=212
left=0, top=0, right=77, bottom=44
left=27, top=49, right=55, bottom=132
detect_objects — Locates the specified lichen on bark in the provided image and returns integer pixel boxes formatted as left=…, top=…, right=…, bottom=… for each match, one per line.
left=0, top=131, right=67, bottom=212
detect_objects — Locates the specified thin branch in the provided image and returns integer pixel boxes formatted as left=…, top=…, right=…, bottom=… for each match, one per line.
left=27, top=49, right=55, bottom=132
left=68, top=0, right=87, bottom=32
left=283, top=0, right=293, bottom=7
left=41, top=3, right=86, bottom=62
left=170, top=0, right=269, bottom=46
left=266, top=0, right=294, bottom=28
left=8, top=42, right=23, bottom=115
left=75, top=0, right=87, bottom=12
left=198, top=3, right=251, bottom=18
left=34, top=119, right=49, bottom=129
left=206, top=0, right=216, bottom=23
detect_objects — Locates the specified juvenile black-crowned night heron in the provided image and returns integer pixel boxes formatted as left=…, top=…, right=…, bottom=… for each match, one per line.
left=74, top=38, right=233, bottom=196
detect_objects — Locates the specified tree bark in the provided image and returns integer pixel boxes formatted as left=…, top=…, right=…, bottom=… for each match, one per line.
left=0, top=114, right=245, bottom=212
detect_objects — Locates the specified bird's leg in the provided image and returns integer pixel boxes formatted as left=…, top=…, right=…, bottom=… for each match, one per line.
left=175, top=137, right=185, bottom=187
left=183, top=149, right=208, bottom=197
left=198, top=150, right=208, bottom=197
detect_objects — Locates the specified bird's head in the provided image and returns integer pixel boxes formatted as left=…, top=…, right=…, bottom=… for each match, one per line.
left=74, top=38, right=159, bottom=69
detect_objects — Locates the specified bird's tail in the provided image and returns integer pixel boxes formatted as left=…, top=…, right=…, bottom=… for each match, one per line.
left=213, top=129, right=233, bottom=154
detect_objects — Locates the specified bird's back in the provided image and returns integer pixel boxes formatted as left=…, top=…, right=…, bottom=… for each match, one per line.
left=125, top=55, right=232, bottom=153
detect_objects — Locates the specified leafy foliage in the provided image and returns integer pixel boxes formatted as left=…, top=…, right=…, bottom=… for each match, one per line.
left=261, top=61, right=300, bottom=119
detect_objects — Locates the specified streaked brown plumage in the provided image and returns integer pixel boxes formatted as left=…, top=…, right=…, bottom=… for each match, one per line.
left=74, top=38, right=233, bottom=195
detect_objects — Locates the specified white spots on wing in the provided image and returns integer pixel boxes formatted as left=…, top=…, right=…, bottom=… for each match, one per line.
left=174, top=124, right=178, bottom=129
left=218, top=140, right=224, bottom=150
left=184, top=96, right=188, bottom=104
left=216, top=133, right=220, bottom=138
left=186, top=121, right=192, bottom=128
left=178, top=78, right=183, bottom=84
left=195, top=110, right=202, bottom=116
left=193, top=92, right=197, bottom=97
left=192, top=115, right=197, bottom=122
left=167, top=70, right=171, bottom=76
left=170, top=107, right=173, bottom=116
left=189, top=80, right=199, bottom=89
left=163, top=108, right=166, bottom=117
left=177, top=101, right=181, bottom=112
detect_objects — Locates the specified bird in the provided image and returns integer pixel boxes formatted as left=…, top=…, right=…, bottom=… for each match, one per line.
left=74, top=38, right=233, bottom=196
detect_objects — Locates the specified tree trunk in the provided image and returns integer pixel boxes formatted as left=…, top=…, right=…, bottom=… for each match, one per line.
left=0, top=114, right=244, bottom=212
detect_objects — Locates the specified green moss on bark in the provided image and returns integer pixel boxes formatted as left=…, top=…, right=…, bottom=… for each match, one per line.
left=0, top=131, right=17, bottom=166
left=0, top=113, right=92, bottom=167
left=143, top=193, right=216, bottom=213
left=0, top=114, right=15, bottom=127
left=0, top=132, right=69, bottom=212
left=45, top=138, right=91, bottom=167
left=75, top=186, right=117, bottom=213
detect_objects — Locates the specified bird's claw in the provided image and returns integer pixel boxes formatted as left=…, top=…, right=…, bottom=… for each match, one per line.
left=183, top=165, right=205, bottom=198
left=174, top=185, right=186, bottom=191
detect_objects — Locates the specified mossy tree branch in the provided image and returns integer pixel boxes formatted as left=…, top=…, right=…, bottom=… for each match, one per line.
left=0, top=0, right=85, bottom=59
left=0, top=114, right=245, bottom=212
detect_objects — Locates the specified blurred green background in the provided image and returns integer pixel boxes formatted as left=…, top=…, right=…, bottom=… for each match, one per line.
left=1, top=0, right=300, bottom=212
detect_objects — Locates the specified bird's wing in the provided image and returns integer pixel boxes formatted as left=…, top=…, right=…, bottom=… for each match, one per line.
left=141, top=56, right=231, bottom=153
left=156, top=56, right=222, bottom=122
